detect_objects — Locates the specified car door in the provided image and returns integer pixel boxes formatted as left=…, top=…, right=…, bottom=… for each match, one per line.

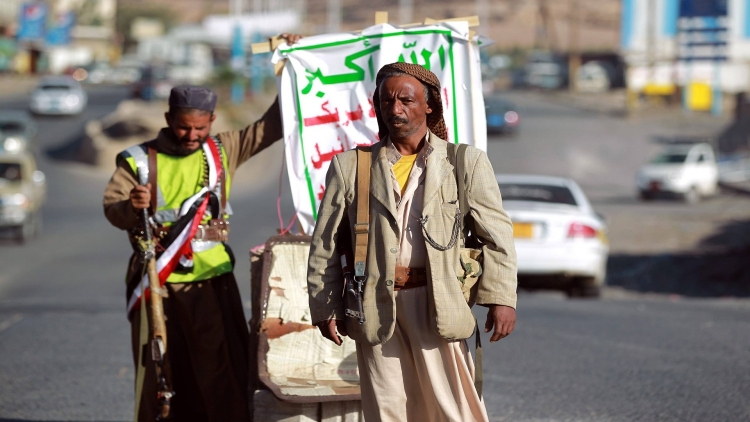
left=701, top=148, right=719, bottom=194
left=693, top=149, right=716, bottom=194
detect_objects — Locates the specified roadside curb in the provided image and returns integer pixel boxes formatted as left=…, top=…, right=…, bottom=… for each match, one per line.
left=719, top=181, right=750, bottom=197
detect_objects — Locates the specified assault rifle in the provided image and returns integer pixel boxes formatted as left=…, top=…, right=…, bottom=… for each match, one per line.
left=136, top=165, right=175, bottom=420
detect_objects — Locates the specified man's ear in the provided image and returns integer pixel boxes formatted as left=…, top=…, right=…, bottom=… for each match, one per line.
left=164, top=112, right=172, bottom=127
left=210, top=113, right=217, bottom=123
left=426, top=105, right=433, bottom=115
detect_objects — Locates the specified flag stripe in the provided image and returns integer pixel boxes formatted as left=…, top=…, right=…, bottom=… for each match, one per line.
left=126, top=139, right=223, bottom=314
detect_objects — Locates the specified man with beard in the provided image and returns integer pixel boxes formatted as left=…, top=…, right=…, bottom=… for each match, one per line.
left=102, top=33, right=300, bottom=422
left=308, top=62, right=518, bottom=421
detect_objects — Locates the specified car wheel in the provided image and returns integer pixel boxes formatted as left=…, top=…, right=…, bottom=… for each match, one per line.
left=638, top=190, right=654, bottom=201
left=14, top=222, right=33, bottom=244
left=33, top=211, right=42, bottom=238
left=683, top=186, right=700, bottom=204
left=566, top=278, right=601, bottom=299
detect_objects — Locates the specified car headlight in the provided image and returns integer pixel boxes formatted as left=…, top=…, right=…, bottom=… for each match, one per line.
left=65, top=95, right=80, bottom=107
left=3, top=136, right=26, bottom=152
left=2, top=193, right=29, bottom=207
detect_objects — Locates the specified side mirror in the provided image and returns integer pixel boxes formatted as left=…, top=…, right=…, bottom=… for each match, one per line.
left=32, top=170, right=45, bottom=185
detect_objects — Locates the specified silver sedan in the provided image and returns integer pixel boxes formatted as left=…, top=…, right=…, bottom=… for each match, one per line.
left=29, top=76, right=88, bottom=116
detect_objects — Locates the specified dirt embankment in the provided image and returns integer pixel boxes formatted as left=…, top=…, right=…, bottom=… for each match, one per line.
left=47, top=93, right=278, bottom=173
left=604, top=194, right=750, bottom=298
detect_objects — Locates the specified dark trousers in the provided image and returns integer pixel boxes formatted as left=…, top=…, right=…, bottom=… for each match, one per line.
left=131, top=272, right=250, bottom=422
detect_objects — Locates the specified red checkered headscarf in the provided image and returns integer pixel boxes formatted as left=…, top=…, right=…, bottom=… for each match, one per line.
left=373, top=62, right=448, bottom=142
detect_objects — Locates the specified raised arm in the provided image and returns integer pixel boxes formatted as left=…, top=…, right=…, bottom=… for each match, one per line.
left=217, top=33, right=303, bottom=175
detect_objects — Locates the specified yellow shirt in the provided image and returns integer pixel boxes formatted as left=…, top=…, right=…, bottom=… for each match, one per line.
left=392, top=153, right=418, bottom=196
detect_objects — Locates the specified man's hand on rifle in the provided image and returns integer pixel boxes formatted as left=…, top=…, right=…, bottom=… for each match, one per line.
left=130, top=184, right=151, bottom=210
left=315, top=319, right=348, bottom=346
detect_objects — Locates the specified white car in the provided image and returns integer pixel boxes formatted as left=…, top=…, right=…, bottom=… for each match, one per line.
left=29, top=76, right=88, bottom=116
left=496, top=174, right=609, bottom=297
left=636, top=142, right=718, bottom=203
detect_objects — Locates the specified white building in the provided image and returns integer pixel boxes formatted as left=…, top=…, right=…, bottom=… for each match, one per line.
left=621, top=0, right=750, bottom=111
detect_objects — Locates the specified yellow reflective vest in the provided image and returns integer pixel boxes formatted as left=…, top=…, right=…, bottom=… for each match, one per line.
left=118, top=139, right=233, bottom=283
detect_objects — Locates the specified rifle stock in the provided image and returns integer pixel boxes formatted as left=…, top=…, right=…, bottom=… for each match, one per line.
left=137, top=167, right=174, bottom=420
left=337, top=223, right=365, bottom=324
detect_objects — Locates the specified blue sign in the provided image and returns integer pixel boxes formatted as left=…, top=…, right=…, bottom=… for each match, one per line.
left=679, top=0, right=727, bottom=17
left=230, top=24, right=245, bottom=103
left=45, top=11, right=75, bottom=46
left=16, top=2, right=47, bottom=43
left=677, top=17, right=728, bottom=60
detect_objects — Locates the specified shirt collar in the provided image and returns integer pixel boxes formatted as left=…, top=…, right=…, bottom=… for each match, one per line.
left=385, top=131, right=435, bottom=165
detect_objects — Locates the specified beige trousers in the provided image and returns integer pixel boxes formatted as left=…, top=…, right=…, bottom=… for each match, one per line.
left=356, top=286, right=489, bottom=422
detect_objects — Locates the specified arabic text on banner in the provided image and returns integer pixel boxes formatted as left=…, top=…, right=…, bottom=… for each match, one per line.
left=274, top=22, right=487, bottom=234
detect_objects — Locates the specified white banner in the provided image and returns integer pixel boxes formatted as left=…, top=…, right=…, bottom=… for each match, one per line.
left=273, top=22, right=487, bottom=234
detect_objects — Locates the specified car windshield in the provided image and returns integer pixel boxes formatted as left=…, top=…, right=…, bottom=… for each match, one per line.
left=651, top=153, right=688, bottom=164
left=499, top=183, right=577, bottom=205
left=0, top=163, right=22, bottom=182
left=40, top=84, right=72, bottom=91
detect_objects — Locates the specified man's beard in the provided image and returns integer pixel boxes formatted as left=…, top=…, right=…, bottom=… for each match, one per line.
left=386, top=116, right=420, bottom=139
left=173, top=136, right=208, bottom=156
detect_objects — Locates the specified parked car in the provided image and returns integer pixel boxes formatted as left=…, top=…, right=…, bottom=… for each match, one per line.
left=68, top=62, right=112, bottom=84
left=29, top=76, right=87, bottom=116
left=484, top=96, right=520, bottom=136
left=636, top=142, right=719, bottom=203
left=496, top=174, right=609, bottom=297
left=0, top=110, right=36, bottom=153
left=131, top=65, right=172, bottom=100
left=0, top=151, right=45, bottom=242
left=524, top=50, right=569, bottom=89
left=107, top=64, right=142, bottom=85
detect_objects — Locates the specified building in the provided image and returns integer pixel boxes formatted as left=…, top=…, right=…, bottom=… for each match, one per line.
left=621, top=0, right=750, bottom=112
left=2, top=0, right=116, bottom=73
left=116, top=0, right=621, bottom=52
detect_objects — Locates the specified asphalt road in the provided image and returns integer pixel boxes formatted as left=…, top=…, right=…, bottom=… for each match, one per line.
left=0, top=86, right=748, bottom=421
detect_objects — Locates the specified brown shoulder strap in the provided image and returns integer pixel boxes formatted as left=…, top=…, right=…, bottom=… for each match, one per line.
left=147, top=145, right=158, bottom=214
left=354, top=147, right=371, bottom=278
left=448, top=142, right=483, bottom=397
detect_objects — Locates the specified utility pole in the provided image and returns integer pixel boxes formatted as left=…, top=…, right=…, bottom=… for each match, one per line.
left=230, top=0, right=245, bottom=103
left=647, top=0, right=657, bottom=93
left=327, top=0, right=341, bottom=33
left=399, top=0, right=413, bottom=25
left=536, top=0, right=557, bottom=52
left=476, top=0, right=489, bottom=32
left=568, top=0, right=580, bottom=92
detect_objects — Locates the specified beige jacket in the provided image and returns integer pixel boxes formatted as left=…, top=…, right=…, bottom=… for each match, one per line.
left=307, top=132, right=517, bottom=345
